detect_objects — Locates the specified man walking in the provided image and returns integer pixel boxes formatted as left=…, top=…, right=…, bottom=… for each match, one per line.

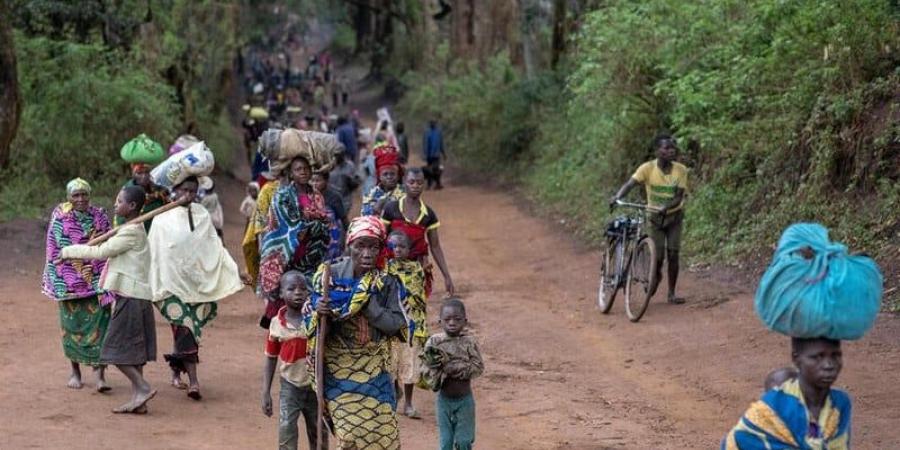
left=423, top=120, right=446, bottom=190
left=611, top=134, right=688, bottom=304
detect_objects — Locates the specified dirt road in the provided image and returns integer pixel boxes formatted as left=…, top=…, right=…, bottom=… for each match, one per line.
left=2, top=162, right=899, bottom=449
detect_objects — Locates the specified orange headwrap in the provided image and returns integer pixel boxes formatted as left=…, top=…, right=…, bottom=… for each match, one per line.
left=131, top=163, right=152, bottom=174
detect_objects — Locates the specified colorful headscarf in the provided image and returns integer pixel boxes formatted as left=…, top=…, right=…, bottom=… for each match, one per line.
left=374, top=144, right=402, bottom=178
left=66, top=178, right=91, bottom=197
left=347, top=215, right=386, bottom=244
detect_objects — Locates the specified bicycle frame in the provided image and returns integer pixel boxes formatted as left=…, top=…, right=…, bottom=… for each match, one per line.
left=607, top=200, right=659, bottom=286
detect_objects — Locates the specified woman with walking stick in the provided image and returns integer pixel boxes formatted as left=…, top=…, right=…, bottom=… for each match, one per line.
left=307, top=216, right=406, bottom=449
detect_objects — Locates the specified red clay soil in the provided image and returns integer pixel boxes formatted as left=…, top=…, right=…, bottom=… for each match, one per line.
left=1, top=165, right=899, bottom=449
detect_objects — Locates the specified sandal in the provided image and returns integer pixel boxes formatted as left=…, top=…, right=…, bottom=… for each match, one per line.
left=403, top=407, right=422, bottom=420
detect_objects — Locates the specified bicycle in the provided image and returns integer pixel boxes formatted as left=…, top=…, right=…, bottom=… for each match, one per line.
left=597, top=200, right=660, bottom=322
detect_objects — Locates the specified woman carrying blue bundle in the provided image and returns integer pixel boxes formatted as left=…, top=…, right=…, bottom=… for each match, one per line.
left=723, top=223, right=882, bottom=450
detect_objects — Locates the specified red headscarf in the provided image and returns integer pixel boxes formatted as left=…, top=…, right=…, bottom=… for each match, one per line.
left=374, top=144, right=403, bottom=179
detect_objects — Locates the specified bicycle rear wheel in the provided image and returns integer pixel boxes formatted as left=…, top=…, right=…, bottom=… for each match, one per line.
left=624, top=237, right=657, bottom=322
left=597, top=243, right=621, bottom=313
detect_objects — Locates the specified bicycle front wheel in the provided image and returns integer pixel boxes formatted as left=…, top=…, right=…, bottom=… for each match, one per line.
left=597, top=244, right=620, bottom=313
left=624, top=236, right=657, bottom=322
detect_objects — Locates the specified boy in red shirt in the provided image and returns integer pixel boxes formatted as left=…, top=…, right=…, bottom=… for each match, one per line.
left=261, top=271, right=327, bottom=450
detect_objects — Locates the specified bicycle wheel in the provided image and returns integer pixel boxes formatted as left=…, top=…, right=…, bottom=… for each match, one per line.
left=624, top=236, right=657, bottom=322
left=598, top=242, right=622, bottom=313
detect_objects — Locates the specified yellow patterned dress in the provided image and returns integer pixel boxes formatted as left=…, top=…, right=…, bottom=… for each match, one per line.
left=307, top=257, right=406, bottom=450
left=722, top=378, right=851, bottom=449
left=242, top=179, right=280, bottom=290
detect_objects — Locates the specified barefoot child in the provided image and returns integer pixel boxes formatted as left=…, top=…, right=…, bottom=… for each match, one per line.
left=239, top=181, right=260, bottom=222
left=386, top=231, right=428, bottom=419
left=421, top=298, right=484, bottom=450
left=261, top=271, right=326, bottom=450
left=60, top=185, right=157, bottom=413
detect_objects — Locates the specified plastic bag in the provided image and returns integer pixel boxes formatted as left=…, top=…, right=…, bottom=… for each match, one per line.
left=168, top=134, right=200, bottom=156
left=151, top=141, right=216, bottom=189
left=754, top=223, right=882, bottom=340
left=120, top=134, right=165, bottom=164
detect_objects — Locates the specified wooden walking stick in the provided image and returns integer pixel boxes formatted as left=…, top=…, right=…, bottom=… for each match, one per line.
left=316, top=263, right=331, bottom=450
left=86, top=197, right=190, bottom=246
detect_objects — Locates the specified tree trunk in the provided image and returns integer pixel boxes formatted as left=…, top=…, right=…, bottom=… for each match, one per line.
left=550, top=0, right=567, bottom=68
left=0, top=0, right=22, bottom=169
left=519, top=0, right=536, bottom=80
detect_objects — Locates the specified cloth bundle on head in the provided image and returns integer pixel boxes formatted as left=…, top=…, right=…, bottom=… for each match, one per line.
left=373, top=143, right=402, bottom=178
left=120, top=134, right=165, bottom=164
left=347, top=215, right=386, bottom=244
left=755, top=223, right=882, bottom=341
left=151, top=141, right=215, bottom=189
left=168, top=134, right=200, bottom=156
left=66, top=178, right=91, bottom=197
left=258, top=128, right=283, bottom=161
left=266, top=128, right=337, bottom=175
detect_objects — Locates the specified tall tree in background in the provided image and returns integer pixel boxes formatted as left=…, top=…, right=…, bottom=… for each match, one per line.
left=0, top=0, right=21, bottom=169
left=550, top=0, right=567, bottom=68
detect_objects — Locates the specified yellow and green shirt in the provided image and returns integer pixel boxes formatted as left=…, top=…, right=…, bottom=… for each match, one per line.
left=632, top=159, right=688, bottom=214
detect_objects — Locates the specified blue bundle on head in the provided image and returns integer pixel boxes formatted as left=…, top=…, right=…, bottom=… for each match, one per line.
left=755, top=223, right=883, bottom=340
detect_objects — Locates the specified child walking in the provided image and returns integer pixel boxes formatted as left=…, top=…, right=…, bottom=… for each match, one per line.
left=386, top=231, right=428, bottom=419
left=60, top=185, right=157, bottom=414
left=421, top=298, right=484, bottom=450
left=261, top=271, right=327, bottom=450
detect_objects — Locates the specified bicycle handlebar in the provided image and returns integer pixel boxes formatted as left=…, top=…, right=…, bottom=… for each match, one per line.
left=614, top=199, right=663, bottom=213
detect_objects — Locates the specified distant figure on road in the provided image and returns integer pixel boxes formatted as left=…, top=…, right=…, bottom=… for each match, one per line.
left=335, top=116, right=358, bottom=163
left=423, top=120, right=446, bottom=190
left=396, top=122, right=409, bottom=165
left=611, top=134, right=688, bottom=304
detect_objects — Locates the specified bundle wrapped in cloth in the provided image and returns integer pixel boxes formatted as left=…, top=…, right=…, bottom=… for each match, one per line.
left=258, top=128, right=337, bottom=175
left=151, top=141, right=215, bottom=189
left=755, top=223, right=882, bottom=340
left=120, top=134, right=165, bottom=164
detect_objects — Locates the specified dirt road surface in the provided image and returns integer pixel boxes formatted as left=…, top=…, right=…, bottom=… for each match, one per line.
left=2, top=163, right=899, bottom=449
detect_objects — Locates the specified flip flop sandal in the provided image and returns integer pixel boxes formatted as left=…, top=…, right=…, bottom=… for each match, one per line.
left=403, top=408, right=422, bottom=420
left=132, top=390, right=157, bottom=410
left=97, top=384, right=112, bottom=393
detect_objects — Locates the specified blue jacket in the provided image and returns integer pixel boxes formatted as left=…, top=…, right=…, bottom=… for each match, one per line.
left=424, top=127, right=444, bottom=160
left=336, top=123, right=358, bottom=161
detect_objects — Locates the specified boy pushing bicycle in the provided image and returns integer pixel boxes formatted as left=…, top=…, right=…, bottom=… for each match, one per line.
left=610, top=134, right=689, bottom=305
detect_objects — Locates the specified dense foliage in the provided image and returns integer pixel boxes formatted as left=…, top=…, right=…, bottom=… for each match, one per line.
left=399, top=0, right=899, bottom=305
left=1, top=0, right=244, bottom=218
